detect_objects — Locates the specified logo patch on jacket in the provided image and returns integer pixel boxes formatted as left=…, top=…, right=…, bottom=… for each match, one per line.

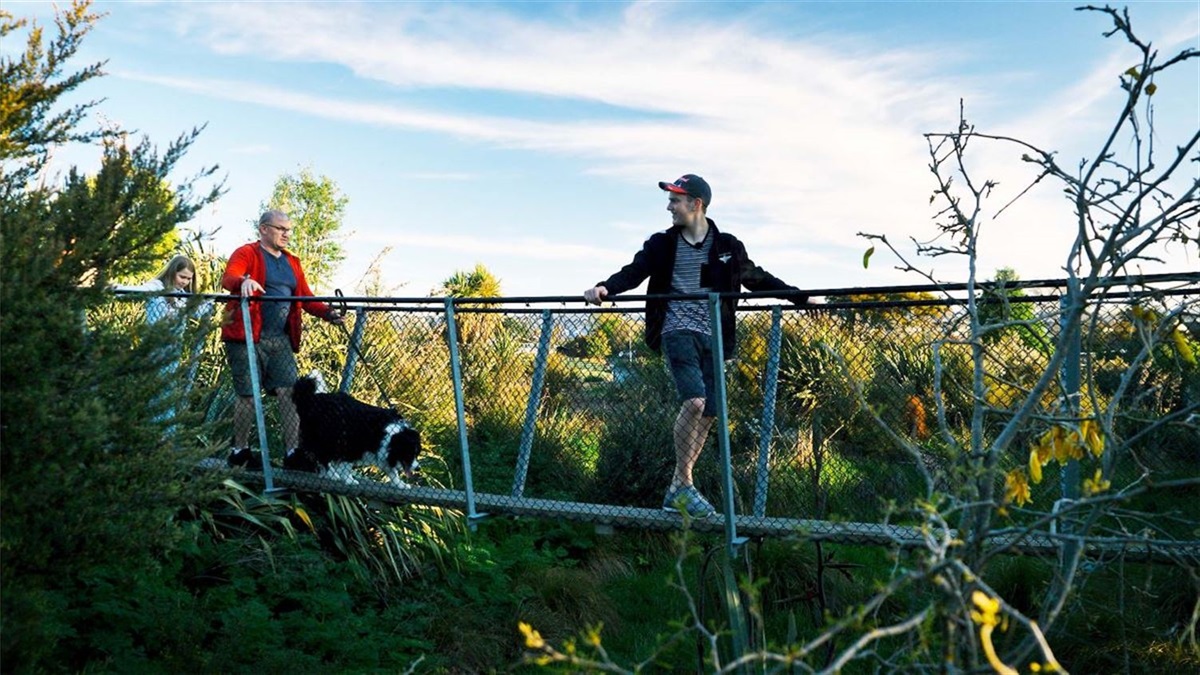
left=718, top=253, right=732, bottom=263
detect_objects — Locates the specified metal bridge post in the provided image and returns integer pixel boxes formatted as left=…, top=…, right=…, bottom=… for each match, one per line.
left=707, top=294, right=744, bottom=553
left=240, top=296, right=275, bottom=492
left=1058, top=283, right=1082, bottom=565
left=708, top=293, right=749, bottom=662
left=512, top=309, right=554, bottom=498
left=339, top=307, right=368, bottom=395
left=753, top=306, right=783, bottom=518
left=444, top=297, right=485, bottom=526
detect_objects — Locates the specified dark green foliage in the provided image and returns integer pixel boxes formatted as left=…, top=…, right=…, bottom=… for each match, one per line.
left=1, top=3, right=223, bottom=669
left=557, top=330, right=610, bottom=358
left=0, top=1, right=106, bottom=189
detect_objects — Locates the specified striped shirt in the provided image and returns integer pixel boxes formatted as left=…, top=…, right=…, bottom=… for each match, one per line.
left=663, top=229, right=713, bottom=336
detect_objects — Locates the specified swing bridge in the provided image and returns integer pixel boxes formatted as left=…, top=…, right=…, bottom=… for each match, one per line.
left=129, top=273, right=1200, bottom=564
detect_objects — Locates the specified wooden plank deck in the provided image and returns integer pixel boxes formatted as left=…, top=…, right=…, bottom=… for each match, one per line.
left=205, top=463, right=1199, bottom=564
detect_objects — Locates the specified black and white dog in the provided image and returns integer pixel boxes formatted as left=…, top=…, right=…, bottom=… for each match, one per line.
left=284, top=374, right=420, bottom=487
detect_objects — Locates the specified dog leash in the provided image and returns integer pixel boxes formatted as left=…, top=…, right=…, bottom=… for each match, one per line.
left=333, top=289, right=397, bottom=411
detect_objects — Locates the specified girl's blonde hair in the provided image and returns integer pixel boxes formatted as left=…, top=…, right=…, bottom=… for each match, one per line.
left=155, top=255, right=198, bottom=293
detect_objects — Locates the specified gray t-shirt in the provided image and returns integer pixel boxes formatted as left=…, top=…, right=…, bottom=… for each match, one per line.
left=662, top=229, right=713, bottom=336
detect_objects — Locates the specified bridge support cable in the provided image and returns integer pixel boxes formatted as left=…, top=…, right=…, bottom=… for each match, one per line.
left=513, top=309, right=554, bottom=498
left=241, top=296, right=276, bottom=492
left=444, top=297, right=486, bottom=525
left=1055, top=281, right=1087, bottom=586
left=753, top=306, right=784, bottom=519
left=338, top=307, right=368, bottom=395
left=708, top=292, right=751, bottom=662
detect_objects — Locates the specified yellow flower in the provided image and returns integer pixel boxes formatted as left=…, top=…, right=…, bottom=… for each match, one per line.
left=1080, top=419, right=1105, bottom=458
left=1083, top=468, right=1111, bottom=496
left=1029, top=427, right=1061, bottom=484
left=1005, top=469, right=1031, bottom=507
left=972, top=591, right=1018, bottom=674
left=1171, top=329, right=1196, bottom=366
left=970, top=590, right=1000, bottom=627
left=518, top=621, right=545, bottom=649
left=1051, top=426, right=1084, bottom=463
left=1131, top=305, right=1158, bottom=324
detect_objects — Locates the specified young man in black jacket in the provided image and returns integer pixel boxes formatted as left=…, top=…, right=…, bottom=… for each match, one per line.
left=583, top=174, right=808, bottom=517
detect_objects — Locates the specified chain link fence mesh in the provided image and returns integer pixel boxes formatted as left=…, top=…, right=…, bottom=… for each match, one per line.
left=104, top=277, right=1199, bottom=550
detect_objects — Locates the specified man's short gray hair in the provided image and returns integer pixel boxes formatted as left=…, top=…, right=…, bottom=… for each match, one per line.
left=258, top=209, right=290, bottom=227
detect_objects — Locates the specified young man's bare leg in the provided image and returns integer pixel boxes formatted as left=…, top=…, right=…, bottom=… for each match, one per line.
left=671, top=397, right=714, bottom=489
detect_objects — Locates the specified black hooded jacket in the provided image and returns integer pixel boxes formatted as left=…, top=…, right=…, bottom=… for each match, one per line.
left=597, top=219, right=806, bottom=357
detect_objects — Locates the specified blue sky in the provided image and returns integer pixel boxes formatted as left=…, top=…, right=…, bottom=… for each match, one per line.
left=10, top=0, right=1199, bottom=298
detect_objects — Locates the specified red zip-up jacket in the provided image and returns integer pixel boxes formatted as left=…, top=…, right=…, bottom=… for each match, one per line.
left=220, top=242, right=333, bottom=353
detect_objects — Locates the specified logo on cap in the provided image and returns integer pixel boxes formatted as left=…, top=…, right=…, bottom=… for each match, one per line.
left=658, top=173, right=712, bottom=207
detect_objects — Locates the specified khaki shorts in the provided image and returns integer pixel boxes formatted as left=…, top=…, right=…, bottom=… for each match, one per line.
left=224, top=334, right=298, bottom=396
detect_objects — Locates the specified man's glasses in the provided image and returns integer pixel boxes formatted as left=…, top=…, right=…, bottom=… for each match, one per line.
left=265, top=223, right=293, bottom=234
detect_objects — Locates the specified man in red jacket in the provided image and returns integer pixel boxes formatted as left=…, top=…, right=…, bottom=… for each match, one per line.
left=221, top=209, right=343, bottom=468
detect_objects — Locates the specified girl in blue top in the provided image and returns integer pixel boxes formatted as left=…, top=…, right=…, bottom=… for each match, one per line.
left=118, top=255, right=199, bottom=323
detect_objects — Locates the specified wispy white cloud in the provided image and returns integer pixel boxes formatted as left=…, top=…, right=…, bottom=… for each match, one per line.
left=141, top=1, right=1196, bottom=292
left=145, top=2, right=965, bottom=245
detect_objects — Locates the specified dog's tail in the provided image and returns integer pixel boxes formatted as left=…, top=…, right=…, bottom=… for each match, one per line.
left=293, top=374, right=319, bottom=403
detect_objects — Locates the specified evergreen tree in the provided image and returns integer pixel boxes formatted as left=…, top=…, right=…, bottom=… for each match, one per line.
left=1, top=2, right=223, bottom=669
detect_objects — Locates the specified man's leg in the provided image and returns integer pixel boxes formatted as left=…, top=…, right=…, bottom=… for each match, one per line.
left=224, top=340, right=255, bottom=453
left=258, top=335, right=300, bottom=454
left=277, top=387, right=299, bottom=452
left=233, top=395, right=254, bottom=448
left=672, top=397, right=714, bottom=489
left=659, top=331, right=719, bottom=516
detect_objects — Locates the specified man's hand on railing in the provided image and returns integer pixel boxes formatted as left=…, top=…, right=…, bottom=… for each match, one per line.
left=240, top=276, right=264, bottom=296
left=583, top=285, right=609, bottom=306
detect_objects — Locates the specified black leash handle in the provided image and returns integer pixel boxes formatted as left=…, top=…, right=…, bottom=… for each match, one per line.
left=333, top=288, right=349, bottom=318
